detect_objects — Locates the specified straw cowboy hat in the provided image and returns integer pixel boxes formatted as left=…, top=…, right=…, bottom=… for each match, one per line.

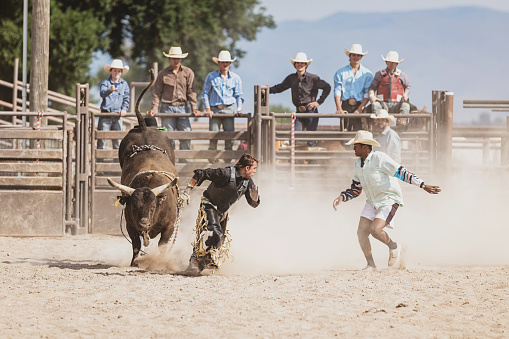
left=212, top=50, right=236, bottom=64
left=346, top=130, right=381, bottom=147
left=370, top=109, right=396, bottom=125
left=104, top=59, right=129, bottom=74
left=163, top=46, right=188, bottom=58
left=290, top=52, right=312, bottom=66
left=345, top=44, right=368, bottom=57
left=382, top=51, right=404, bottom=63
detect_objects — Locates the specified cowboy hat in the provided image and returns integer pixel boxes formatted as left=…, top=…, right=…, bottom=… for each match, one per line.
left=370, top=109, right=396, bottom=125
left=212, top=50, right=236, bottom=64
left=104, top=59, right=129, bottom=74
left=382, top=51, right=404, bottom=63
left=290, top=52, right=312, bottom=66
left=346, top=130, right=381, bottom=147
left=163, top=46, right=188, bottom=58
left=345, top=44, right=367, bottom=57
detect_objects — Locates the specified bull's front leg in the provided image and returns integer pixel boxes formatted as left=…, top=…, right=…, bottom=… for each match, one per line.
left=128, top=229, right=142, bottom=267
left=157, top=226, right=174, bottom=256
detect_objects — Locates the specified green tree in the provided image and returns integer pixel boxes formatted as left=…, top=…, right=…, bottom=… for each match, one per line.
left=98, top=0, right=275, bottom=98
left=0, top=0, right=107, bottom=104
left=0, top=0, right=274, bottom=111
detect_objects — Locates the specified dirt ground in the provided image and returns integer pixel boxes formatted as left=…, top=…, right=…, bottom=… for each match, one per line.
left=1, top=171, right=508, bottom=337
left=0, top=235, right=507, bottom=338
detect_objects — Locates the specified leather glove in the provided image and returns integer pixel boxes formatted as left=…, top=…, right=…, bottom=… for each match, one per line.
left=180, top=185, right=193, bottom=205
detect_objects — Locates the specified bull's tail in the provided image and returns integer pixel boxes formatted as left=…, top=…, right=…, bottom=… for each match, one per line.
left=135, top=68, right=156, bottom=131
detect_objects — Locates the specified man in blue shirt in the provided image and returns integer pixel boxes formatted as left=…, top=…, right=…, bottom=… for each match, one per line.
left=333, top=44, right=373, bottom=132
left=201, top=51, right=244, bottom=161
left=98, top=59, right=130, bottom=149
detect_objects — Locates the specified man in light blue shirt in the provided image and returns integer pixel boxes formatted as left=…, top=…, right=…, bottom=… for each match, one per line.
left=201, top=51, right=244, bottom=159
left=333, top=44, right=373, bottom=131
left=98, top=59, right=130, bottom=149
left=371, top=109, right=401, bottom=163
left=333, top=130, right=441, bottom=271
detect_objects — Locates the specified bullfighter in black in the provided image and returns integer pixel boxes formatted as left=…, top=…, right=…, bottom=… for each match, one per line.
left=182, top=153, right=260, bottom=275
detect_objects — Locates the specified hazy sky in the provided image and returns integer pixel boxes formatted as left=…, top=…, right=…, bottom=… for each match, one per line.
left=258, top=0, right=509, bottom=21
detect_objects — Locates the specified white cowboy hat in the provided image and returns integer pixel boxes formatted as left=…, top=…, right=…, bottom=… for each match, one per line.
left=290, top=52, right=312, bottom=66
left=163, top=46, right=188, bottom=58
left=346, top=130, right=381, bottom=147
left=382, top=51, right=404, bottom=63
left=370, top=109, right=396, bottom=124
left=345, top=44, right=367, bottom=57
left=212, top=50, right=236, bottom=64
left=104, top=59, right=129, bottom=74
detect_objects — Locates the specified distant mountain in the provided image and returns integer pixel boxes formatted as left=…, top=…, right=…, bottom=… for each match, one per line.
left=234, top=6, right=509, bottom=124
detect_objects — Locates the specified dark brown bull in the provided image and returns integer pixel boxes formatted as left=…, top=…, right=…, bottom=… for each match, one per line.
left=108, top=69, right=179, bottom=266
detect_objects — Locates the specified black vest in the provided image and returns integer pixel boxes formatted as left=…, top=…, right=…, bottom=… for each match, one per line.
left=204, top=166, right=249, bottom=213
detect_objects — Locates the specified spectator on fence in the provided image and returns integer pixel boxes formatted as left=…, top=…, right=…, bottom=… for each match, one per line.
left=147, top=47, right=200, bottom=153
left=201, top=51, right=244, bottom=162
left=334, top=44, right=373, bottom=131
left=98, top=59, right=130, bottom=149
left=269, top=52, right=331, bottom=148
left=368, top=51, right=411, bottom=129
left=371, top=109, right=401, bottom=163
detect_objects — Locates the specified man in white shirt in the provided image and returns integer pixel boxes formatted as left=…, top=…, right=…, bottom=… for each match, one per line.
left=333, top=130, right=440, bottom=271
left=371, top=109, right=401, bottom=163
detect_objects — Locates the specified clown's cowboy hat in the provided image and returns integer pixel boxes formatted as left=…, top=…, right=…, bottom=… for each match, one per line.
left=345, top=44, right=368, bottom=57
left=212, top=50, right=236, bottom=64
left=163, top=46, right=188, bottom=58
left=370, top=109, right=396, bottom=125
left=290, top=52, right=312, bottom=66
left=382, top=51, right=404, bottom=63
left=104, top=59, right=129, bottom=74
left=346, top=130, right=381, bottom=147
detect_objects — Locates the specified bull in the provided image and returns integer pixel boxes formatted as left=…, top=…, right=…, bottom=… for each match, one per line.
left=107, top=69, right=180, bottom=266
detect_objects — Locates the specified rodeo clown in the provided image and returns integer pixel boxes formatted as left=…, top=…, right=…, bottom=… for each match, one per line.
left=333, top=131, right=440, bottom=271
left=181, top=153, right=260, bottom=275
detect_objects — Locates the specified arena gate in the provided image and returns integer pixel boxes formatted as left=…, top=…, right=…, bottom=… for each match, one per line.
left=252, top=85, right=445, bottom=188
left=0, top=111, right=75, bottom=236
left=0, top=83, right=458, bottom=236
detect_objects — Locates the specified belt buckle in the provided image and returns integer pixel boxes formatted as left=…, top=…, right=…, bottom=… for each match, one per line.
left=348, top=98, right=357, bottom=105
left=298, top=105, right=307, bottom=113
left=171, top=102, right=181, bottom=107
left=217, top=104, right=227, bottom=110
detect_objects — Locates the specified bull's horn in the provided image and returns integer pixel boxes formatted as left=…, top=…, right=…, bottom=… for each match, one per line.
left=107, top=177, right=135, bottom=196
left=151, top=178, right=178, bottom=196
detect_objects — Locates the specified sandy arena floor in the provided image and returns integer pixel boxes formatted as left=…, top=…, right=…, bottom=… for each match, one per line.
left=1, top=173, right=508, bottom=337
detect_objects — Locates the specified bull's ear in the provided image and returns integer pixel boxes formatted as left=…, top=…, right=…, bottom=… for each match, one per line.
left=107, top=178, right=135, bottom=196
left=170, top=177, right=178, bottom=187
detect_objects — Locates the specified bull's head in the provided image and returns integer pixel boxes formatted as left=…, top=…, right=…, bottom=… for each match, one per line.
left=107, top=177, right=178, bottom=234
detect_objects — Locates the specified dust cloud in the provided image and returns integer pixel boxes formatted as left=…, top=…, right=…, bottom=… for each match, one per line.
left=96, top=162, right=508, bottom=275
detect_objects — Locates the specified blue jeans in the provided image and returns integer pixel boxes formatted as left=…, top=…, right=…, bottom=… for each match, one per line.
left=209, top=106, right=235, bottom=150
left=295, top=107, right=319, bottom=147
left=373, top=101, right=410, bottom=124
left=97, top=116, right=122, bottom=149
left=161, top=103, right=191, bottom=150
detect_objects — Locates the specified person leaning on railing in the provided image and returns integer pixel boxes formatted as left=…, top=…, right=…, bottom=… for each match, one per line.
left=333, top=44, right=373, bottom=132
left=269, top=52, right=331, bottom=148
left=146, top=47, right=201, bottom=153
left=201, top=50, right=244, bottom=162
left=98, top=59, right=130, bottom=149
